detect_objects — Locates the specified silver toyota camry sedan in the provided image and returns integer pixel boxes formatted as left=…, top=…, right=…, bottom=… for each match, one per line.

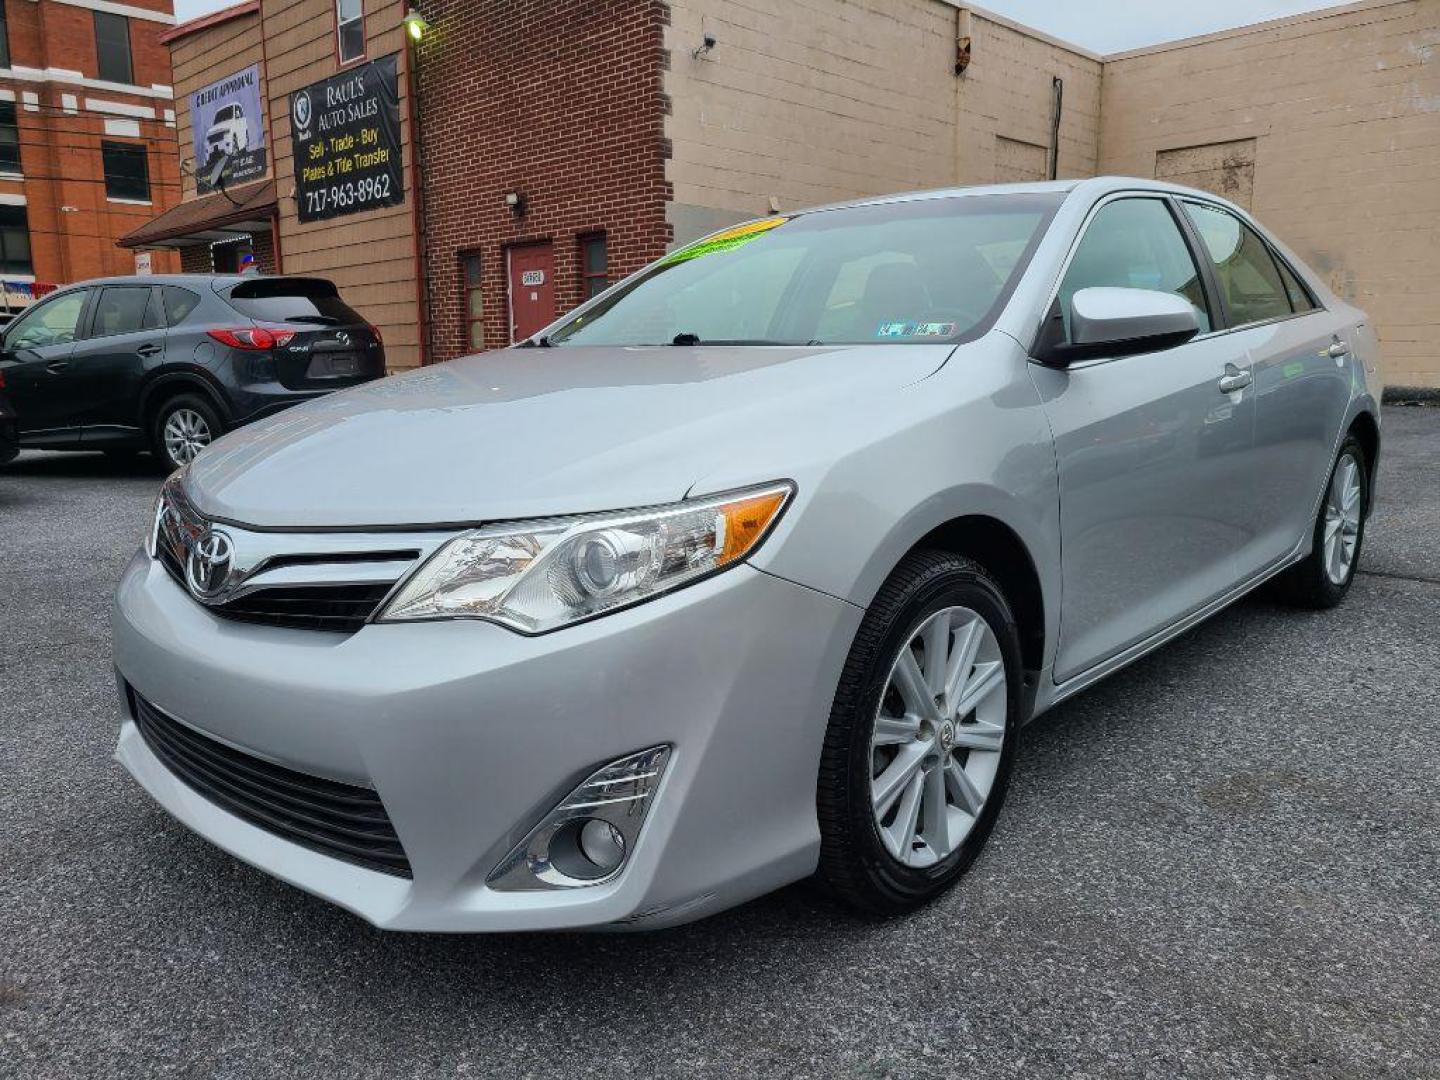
left=112, top=177, right=1381, bottom=931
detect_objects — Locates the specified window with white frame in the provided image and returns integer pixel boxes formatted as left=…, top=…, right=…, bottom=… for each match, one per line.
left=336, top=0, right=365, bottom=63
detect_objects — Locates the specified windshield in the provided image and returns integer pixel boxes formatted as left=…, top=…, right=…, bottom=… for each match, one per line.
left=546, top=193, right=1060, bottom=347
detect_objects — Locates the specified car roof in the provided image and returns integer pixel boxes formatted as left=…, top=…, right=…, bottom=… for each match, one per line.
left=789, top=175, right=1247, bottom=218
left=40, top=274, right=336, bottom=295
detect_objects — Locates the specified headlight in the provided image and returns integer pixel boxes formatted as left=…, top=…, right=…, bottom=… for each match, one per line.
left=143, top=471, right=184, bottom=558
left=378, top=481, right=794, bottom=633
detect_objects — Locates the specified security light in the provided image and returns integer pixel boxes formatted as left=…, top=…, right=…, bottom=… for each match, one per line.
left=403, top=8, right=428, bottom=42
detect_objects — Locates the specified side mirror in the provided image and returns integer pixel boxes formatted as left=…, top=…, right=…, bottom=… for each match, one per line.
left=1036, top=287, right=1201, bottom=366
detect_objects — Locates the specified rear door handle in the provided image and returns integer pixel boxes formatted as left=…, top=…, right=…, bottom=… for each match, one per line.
left=45, top=359, right=68, bottom=373
left=1218, top=366, right=1252, bottom=394
left=1328, top=341, right=1349, bottom=358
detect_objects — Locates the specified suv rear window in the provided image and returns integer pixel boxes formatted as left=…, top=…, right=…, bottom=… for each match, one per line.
left=224, top=278, right=365, bottom=326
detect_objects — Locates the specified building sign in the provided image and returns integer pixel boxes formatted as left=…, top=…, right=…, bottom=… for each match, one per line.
left=134, top=251, right=152, bottom=275
left=192, top=64, right=267, bottom=194
left=291, top=55, right=404, bottom=224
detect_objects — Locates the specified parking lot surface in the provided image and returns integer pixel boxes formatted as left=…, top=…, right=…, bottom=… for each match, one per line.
left=2, top=406, right=1437, bottom=1079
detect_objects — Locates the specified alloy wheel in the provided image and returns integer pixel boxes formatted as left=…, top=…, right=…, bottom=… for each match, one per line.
left=1323, top=451, right=1362, bottom=585
left=163, top=408, right=213, bottom=466
left=870, top=605, right=1008, bottom=868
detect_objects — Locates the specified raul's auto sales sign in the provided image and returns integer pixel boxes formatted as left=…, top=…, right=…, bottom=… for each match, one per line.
left=291, top=55, right=404, bottom=223
left=192, top=64, right=267, bottom=194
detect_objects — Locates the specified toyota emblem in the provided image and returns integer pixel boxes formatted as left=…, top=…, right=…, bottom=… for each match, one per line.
left=186, top=529, right=235, bottom=599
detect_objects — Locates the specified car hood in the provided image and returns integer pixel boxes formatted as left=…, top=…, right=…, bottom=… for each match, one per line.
left=185, top=343, right=953, bottom=528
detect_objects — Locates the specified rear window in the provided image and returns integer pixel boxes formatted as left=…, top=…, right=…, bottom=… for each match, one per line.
left=224, top=278, right=365, bottom=326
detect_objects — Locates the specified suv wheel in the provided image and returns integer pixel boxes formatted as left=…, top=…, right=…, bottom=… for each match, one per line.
left=816, top=551, right=1023, bottom=916
left=152, top=394, right=222, bottom=471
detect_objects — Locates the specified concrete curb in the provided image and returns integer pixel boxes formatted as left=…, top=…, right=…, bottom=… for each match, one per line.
left=1381, top=386, right=1440, bottom=406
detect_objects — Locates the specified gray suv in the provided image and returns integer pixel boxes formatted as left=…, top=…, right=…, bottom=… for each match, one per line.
left=0, top=275, right=384, bottom=471
left=112, top=178, right=1380, bottom=930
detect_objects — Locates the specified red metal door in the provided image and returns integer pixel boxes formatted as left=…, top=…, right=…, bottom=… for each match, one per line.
left=507, top=242, right=556, bottom=342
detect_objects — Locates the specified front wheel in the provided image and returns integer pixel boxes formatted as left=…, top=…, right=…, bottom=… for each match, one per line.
left=1273, top=435, right=1368, bottom=609
left=816, top=551, right=1023, bottom=916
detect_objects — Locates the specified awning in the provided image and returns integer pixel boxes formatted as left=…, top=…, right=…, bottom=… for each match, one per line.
left=119, top=179, right=276, bottom=250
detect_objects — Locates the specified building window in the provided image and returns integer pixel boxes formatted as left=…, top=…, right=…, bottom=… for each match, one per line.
left=580, top=234, right=608, bottom=300
left=0, top=102, right=20, bottom=175
left=0, top=204, right=33, bottom=276
left=102, top=142, right=150, bottom=201
left=336, top=0, right=365, bottom=63
left=0, top=7, right=11, bottom=69
left=462, top=254, right=484, bottom=350
left=94, top=11, right=134, bottom=85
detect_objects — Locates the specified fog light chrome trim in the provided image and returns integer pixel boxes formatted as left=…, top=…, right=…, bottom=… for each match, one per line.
left=487, top=745, right=671, bottom=891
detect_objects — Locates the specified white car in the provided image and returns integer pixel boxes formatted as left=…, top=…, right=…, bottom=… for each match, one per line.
left=205, top=104, right=249, bottom=158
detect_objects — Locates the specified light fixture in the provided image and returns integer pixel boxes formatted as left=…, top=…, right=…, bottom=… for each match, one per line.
left=504, top=191, right=526, bottom=215
left=402, top=7, right=428, bottom=42
left=692, top=32, right=716, bottom=60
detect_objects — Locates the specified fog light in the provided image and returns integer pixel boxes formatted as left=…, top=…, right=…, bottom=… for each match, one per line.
left=579, top=818, right=626, bottom=872
left=487, top=745, right=671, bottom=891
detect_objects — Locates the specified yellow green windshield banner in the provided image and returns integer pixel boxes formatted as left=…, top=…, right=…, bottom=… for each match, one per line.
left=659, top=217, right=788, bottom=267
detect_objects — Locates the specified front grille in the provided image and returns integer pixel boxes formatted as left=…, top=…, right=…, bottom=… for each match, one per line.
left=130, top=687, right=411, bottom=877
left=211, top=583, right=394, bottom=633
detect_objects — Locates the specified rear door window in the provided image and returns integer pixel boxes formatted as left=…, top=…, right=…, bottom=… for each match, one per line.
left=88, top=286, right=152, bottom=337
left=224, top=279, right=365, bottom=326
left=1181, top=201, right=1293, bottom=326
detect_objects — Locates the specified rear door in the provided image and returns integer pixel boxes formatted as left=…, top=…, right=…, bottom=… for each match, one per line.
left=1030, top=194, right=1258, bottom=682
left=1179, top=200, right=1352, bottom=573
left=221, top=278, right=384, bottom=388
left=0, top=289, right=91, bottom=443
left=71, top=284, right=164, bottom=444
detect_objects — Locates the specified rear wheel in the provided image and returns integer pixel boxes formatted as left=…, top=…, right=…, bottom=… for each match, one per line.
left=817, top=551, right=1022, bottom=916
left=1273, top=435, right=1368, bottom=609
left=151, top=394, right=222, bottom=471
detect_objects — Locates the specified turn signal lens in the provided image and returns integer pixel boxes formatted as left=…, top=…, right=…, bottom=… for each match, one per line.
left=379, top=481, right=794, bottom=633
left=207, top=327, right=296, bottom=351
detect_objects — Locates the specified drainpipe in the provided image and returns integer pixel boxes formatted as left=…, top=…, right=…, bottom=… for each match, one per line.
left=1049, top=76, right=1064, bottom=180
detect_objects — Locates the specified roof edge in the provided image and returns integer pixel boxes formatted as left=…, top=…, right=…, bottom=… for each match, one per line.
left=159, top=0, right=260, bottom=45
left=1104, top=0, right=1409, bottom=61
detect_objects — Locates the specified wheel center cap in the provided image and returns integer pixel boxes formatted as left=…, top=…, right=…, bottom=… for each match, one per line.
left=938, top=721, right=955, bottom=751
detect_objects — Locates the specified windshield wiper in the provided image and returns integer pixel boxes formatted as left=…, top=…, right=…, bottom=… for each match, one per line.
left=669, top=334, right=803, bottom=346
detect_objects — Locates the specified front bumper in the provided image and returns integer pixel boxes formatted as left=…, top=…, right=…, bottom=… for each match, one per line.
left=112, top=550, right=861, bottom=931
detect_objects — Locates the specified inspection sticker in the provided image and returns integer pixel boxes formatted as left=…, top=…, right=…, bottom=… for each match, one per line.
left=876, top=321, right=957, bottom=338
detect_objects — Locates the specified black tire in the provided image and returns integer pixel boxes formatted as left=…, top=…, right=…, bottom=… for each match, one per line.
left=1272, top=435, right=1368, bottom=609
left=150, top=393, right=223, bottom=473
left=816, top=550, right=1024, bottom=917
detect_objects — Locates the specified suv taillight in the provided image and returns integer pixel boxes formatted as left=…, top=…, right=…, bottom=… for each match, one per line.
left=208, top=327, right=295, bottom=350
left=369, top=324, right=383, bottom=346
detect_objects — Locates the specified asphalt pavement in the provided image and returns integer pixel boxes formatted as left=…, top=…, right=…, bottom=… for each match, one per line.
left=2, top=407, right=1437, bottom=1079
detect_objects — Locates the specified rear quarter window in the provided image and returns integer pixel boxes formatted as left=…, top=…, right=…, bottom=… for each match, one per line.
left=162, top=286, right=202, bottom=326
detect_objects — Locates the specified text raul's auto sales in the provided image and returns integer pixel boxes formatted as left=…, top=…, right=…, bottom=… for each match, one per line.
left=292, top=55, right=404, bottom=223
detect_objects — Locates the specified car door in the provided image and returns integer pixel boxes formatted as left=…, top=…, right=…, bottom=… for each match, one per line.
left=1178, top=200, right=1352, bottom=573
left=71, top=284, right=164, bottom=446
left=0, top=289, right=92, bottom=445
left=1028, top=194, right=1259, bottom=683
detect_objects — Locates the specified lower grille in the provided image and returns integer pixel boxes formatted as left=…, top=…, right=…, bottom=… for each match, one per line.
left=130, top=687, right=411, bottom=877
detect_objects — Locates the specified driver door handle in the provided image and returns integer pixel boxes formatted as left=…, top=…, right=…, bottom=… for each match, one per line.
left=1218, top=364, right=1252, bottom=394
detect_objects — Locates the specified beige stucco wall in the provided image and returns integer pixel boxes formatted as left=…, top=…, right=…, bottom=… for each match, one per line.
left=1100, top=0, right=1440, bottom=389
left=663, top=1, right=1102, bottom=245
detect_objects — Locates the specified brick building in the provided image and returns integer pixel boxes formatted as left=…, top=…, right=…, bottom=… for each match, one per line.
left=132, top=0, right=1438, bottom=388
left=0, top=0, right=180, bottom=312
